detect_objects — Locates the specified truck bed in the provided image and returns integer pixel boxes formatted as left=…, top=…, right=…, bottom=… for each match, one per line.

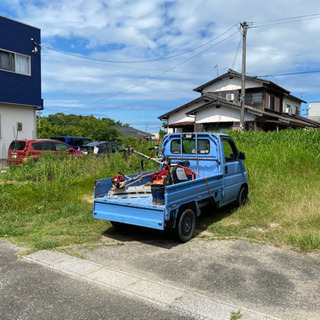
left=93, top=172, right=224, bottom=230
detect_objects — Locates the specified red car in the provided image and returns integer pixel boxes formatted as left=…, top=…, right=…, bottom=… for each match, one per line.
left=7, top=139, right=83, bottom=165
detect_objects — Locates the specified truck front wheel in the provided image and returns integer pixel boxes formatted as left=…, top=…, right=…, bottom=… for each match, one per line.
left=236, top=185, right=248, bottom=207
left=175, top=208, right=196, bottom=242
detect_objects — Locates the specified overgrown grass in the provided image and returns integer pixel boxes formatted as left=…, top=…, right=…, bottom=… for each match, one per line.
left=0, top=150, right=157, bottom=252
left=205, top=128, right=320, bottom=252
left=1, top=129, right=320, bottom=252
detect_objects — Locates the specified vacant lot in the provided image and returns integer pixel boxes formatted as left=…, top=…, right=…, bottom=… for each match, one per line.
left=1, top=129, right=319, bottom=253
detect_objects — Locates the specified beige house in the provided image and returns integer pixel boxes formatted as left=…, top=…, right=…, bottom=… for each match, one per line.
left=159, top=69, right=319, bottom=132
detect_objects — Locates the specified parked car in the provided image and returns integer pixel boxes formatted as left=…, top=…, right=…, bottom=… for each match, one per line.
left=7, top=139, right=83, bottom=165
left=50, top=136, right=92, bottom=150
left=80, top=141, right=122, bottom=155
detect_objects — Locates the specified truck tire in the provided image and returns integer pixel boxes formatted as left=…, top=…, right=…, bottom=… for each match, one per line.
left=236, top=185, right=248, bottom=207
left=175, top=208, right=196, bottom=242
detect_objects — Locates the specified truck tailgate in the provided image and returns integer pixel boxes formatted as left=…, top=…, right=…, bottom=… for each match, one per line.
left=93, top=197, right=166, bottom=230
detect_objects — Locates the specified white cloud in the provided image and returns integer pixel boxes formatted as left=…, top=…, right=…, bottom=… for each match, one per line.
left=2, top=0, right=320, bottom=131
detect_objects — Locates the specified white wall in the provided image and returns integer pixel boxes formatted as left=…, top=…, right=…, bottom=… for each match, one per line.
left=0, top=104, right=37, bottom=162
left=201, top=77, right=262, bottom=93
left=309, top=102, right=320, bottom=117
left=196, top=106, right=255, bottom=123
left=283, top=97, right=301, bottom=115
left=167, top=102, right=200, bottom=126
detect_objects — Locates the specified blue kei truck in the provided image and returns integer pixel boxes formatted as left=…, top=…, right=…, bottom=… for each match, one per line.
left=93, top=132, right=248, bottom=242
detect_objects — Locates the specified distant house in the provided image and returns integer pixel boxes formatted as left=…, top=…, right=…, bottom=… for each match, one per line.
left=308, top=102, right=320, bottom=122
left=159, top=69, right=320, bottom=132
left=118, top=126, right=154, bottom=140
left=0, top=16, right=43, bottom=165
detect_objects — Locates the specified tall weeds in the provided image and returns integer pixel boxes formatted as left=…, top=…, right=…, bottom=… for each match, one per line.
left=220, top=129, right=320, bottom=251
left=1, top=130, right=319, bottom=252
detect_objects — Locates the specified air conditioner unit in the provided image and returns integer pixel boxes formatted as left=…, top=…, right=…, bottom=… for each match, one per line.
left=226, top=93, right=235, bottom=101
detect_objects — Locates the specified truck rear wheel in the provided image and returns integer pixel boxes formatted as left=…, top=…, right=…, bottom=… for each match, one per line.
left=175, top=208, right=196, bottom=242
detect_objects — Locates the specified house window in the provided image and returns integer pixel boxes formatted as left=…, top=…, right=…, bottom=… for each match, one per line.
left=269, top=95, right=275, bottom=111
left=0, top=49, right=31, bottom=75
left=245, top=92, right=263, bottom=102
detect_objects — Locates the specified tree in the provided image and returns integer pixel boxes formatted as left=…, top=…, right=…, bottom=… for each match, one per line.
left=38, top=113, right=122, bottom=141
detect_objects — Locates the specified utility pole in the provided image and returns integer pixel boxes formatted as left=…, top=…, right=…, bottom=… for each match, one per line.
left=214, top=64, right=219, bottom=77
left=240, top=21, right=248, bottom=131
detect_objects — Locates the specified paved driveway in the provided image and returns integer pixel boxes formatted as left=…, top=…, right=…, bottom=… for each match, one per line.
left=1, top=229, right=319, bottom=320
left=0, top=240, right=194, bottom=320
left=83, top=229, right=320, bottom=320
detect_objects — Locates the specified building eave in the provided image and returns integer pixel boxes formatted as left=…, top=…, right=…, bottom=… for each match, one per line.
left=158, top=96, right=204, bottom=120
left=193, top=69, right=291, bottom=96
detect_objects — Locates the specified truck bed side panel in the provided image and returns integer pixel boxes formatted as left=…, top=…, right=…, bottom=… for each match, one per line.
left=166, top=174, right=224, bottom=216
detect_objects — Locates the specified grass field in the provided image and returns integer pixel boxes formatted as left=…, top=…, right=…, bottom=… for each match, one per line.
left=1, top=129, right=319, bottom=253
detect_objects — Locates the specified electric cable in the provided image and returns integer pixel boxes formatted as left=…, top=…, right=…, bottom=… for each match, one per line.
left=41, top=24, right=238, bottom=64
left=249, top=12, right=320, bottom=28
left=231, top=32, right=242, bottom=70
left=256, top=70, right=320, bottom=78
left=79, top=29, right=240, bottom=108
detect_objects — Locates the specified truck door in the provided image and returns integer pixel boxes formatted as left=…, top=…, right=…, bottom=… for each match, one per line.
left=221, top=137, right=244, bottom=205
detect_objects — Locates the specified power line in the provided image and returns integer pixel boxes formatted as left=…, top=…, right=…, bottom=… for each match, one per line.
left=252, top=12, right=320, bottom=24
left=250, top=12, right=320, bottom=28
left=42, top=24, right=238, bottom=64
left=42, top=48, right=208, bottom=76
left=79, top=30, right=240, bottom=108
left=257, top=69, right=320, bottom=78
left=231, top=32, right=242, bottom=70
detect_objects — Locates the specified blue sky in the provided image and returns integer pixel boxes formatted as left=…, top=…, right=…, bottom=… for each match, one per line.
left=1, top=0, right=320, bottom=132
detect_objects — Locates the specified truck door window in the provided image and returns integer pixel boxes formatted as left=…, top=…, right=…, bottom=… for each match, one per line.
left=222, top=139, right=237, bottom=162
left=182, top=139, right=196, bottom=154
left=197, top=139, right=210, bottom=154
left=171, top=140, right=181, bottom=154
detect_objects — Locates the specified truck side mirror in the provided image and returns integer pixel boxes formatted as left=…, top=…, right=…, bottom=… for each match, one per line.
left=239, top=152, right=245, bottom=160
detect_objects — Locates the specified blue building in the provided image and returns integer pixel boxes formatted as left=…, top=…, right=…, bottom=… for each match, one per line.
left=0, top=16, right=43, bottom=164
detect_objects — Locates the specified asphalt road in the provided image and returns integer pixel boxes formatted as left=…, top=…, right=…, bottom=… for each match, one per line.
left=0, top=241, right=195, bottom=320
left=84, top=228, right=320, bottom=320
left=1, top=232, right=319, bottom=320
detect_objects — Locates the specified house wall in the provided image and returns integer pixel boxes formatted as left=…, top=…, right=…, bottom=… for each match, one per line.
left=308, top=102, right=320, bottom=117
left=283, top=97, right=301, bottom=115
left=201, top=77, right=262, bottom=93
left=167, top=102, right=202, bottom=126
left=0, top=103, right=37, bottom=163
left=0, top=16, right=42, bottom=108
left=195, top=106, right=255, bottom=123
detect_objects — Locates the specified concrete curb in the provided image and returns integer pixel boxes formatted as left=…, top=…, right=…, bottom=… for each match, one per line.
left=23, top=250, right=282, bottom=320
